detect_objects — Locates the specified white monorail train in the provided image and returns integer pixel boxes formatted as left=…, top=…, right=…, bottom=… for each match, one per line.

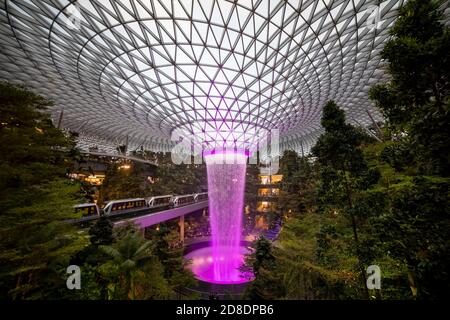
left=72, top=192, right=208, bottom=221
left=102, top=198, right=148, bottom=216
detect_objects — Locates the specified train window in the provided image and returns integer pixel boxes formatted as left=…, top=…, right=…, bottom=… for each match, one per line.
left=76, top=206, right=96, bottom=217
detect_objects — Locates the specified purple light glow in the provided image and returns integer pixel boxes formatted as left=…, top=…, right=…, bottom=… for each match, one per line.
left=203, top=150, right=249, bottom=284
left=185, top=246, right=253, bottom=284
left=203, top=148, right=250, bottom=157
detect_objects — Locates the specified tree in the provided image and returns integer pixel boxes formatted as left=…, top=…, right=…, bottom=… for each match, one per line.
left=0, top=82, right=86, bottom=299
left=98, top=152, right=207, bottom=203
left=279, top=153, right=318, bottom=214
left=245, top=163, right=260, bottom=211
left=89, top=216, right=114, bottom=246
left=368, top=0, right=450, bottom=299
left=369, top=0, right=450, bottom=176
left=312, top=100, right=380, bottom=298
left=278, top=150, right=301, bottom=213
left=243, top=236, right=283, bottom=299
left=68, top=217, right=114, bottom=299
left=147, top=224, right=198, bottom=296
left=99, top=224, right=170, bottom=299
left=147, top=152, right=207, bottom=195
left=98, top=162, right=153, bottom=204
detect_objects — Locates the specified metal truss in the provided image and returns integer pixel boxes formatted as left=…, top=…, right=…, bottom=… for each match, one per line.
left=1, top=0, right=430, bottom=154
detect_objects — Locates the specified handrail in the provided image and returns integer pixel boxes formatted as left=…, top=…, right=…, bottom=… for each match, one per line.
left=79, top=150, right=158, bottom=166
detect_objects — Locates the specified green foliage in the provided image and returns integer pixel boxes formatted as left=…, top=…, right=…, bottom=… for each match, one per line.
left=245, top=163, right=260, bottom=209
left=374, top=177, right=450, bottom=299
left=243, top=237, right=284, bottom=300
left=278, top=151, right=318, bottom=214
left=0, top=82, right=87, bottom=299
left=251, top=236, right=275, bottom=277
left=98, top=162, right=152, bottom=204
left=148, top=152, right=206, bottom=195
left=0, top=82, right=75, bottom=191
left=149, top=225, right=198, bottom=293
left=98, top=152, right=207, bottom=203
left=88, top=216, right=114, bottom=246
left=98, top=224, right=163, bottom=299
left=315, top=225, right=338, bottom=266
left=369, top=0, right=450, bottom=176
left=69, top=221, right=198, bottom=300
left=264, top=213, right=361, bottom=299
left=312, top=101, right=380, bottom=297
left=365, top=0, right=450, bottom=299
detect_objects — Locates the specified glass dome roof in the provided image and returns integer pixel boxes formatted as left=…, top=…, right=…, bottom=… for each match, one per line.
left=0, top=0, right=414, bottom=153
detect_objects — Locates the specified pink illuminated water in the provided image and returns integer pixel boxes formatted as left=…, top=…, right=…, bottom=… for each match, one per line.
left=185, top=246, right=253, bottom=284
left=203, top=151, right=249, bottom=284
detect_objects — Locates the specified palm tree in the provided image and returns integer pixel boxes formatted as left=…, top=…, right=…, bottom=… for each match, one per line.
left=100, top=229, right=154, bottom=299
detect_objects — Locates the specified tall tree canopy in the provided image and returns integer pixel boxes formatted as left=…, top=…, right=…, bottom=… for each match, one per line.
left=0, top=82, right=86, bottom=299
left=369, top=0, right=450, bottom=175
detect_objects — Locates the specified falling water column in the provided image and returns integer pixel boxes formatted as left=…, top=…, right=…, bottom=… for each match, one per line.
left=204, top=150, right=247, bottom=283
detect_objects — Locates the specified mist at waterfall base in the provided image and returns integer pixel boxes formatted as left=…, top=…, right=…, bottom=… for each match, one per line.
left=186, top=151, right=253, bottom=284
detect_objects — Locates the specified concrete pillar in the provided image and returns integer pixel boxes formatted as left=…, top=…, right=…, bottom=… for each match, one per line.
left=179, top=215, right=185, bottom=243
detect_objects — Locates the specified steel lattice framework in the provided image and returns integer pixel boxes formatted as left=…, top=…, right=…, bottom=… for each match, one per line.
left=0, top=0, right=417, bottom=153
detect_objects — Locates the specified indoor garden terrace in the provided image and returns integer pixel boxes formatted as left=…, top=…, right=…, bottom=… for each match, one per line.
left=0, top=0, right=449, bottom=309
